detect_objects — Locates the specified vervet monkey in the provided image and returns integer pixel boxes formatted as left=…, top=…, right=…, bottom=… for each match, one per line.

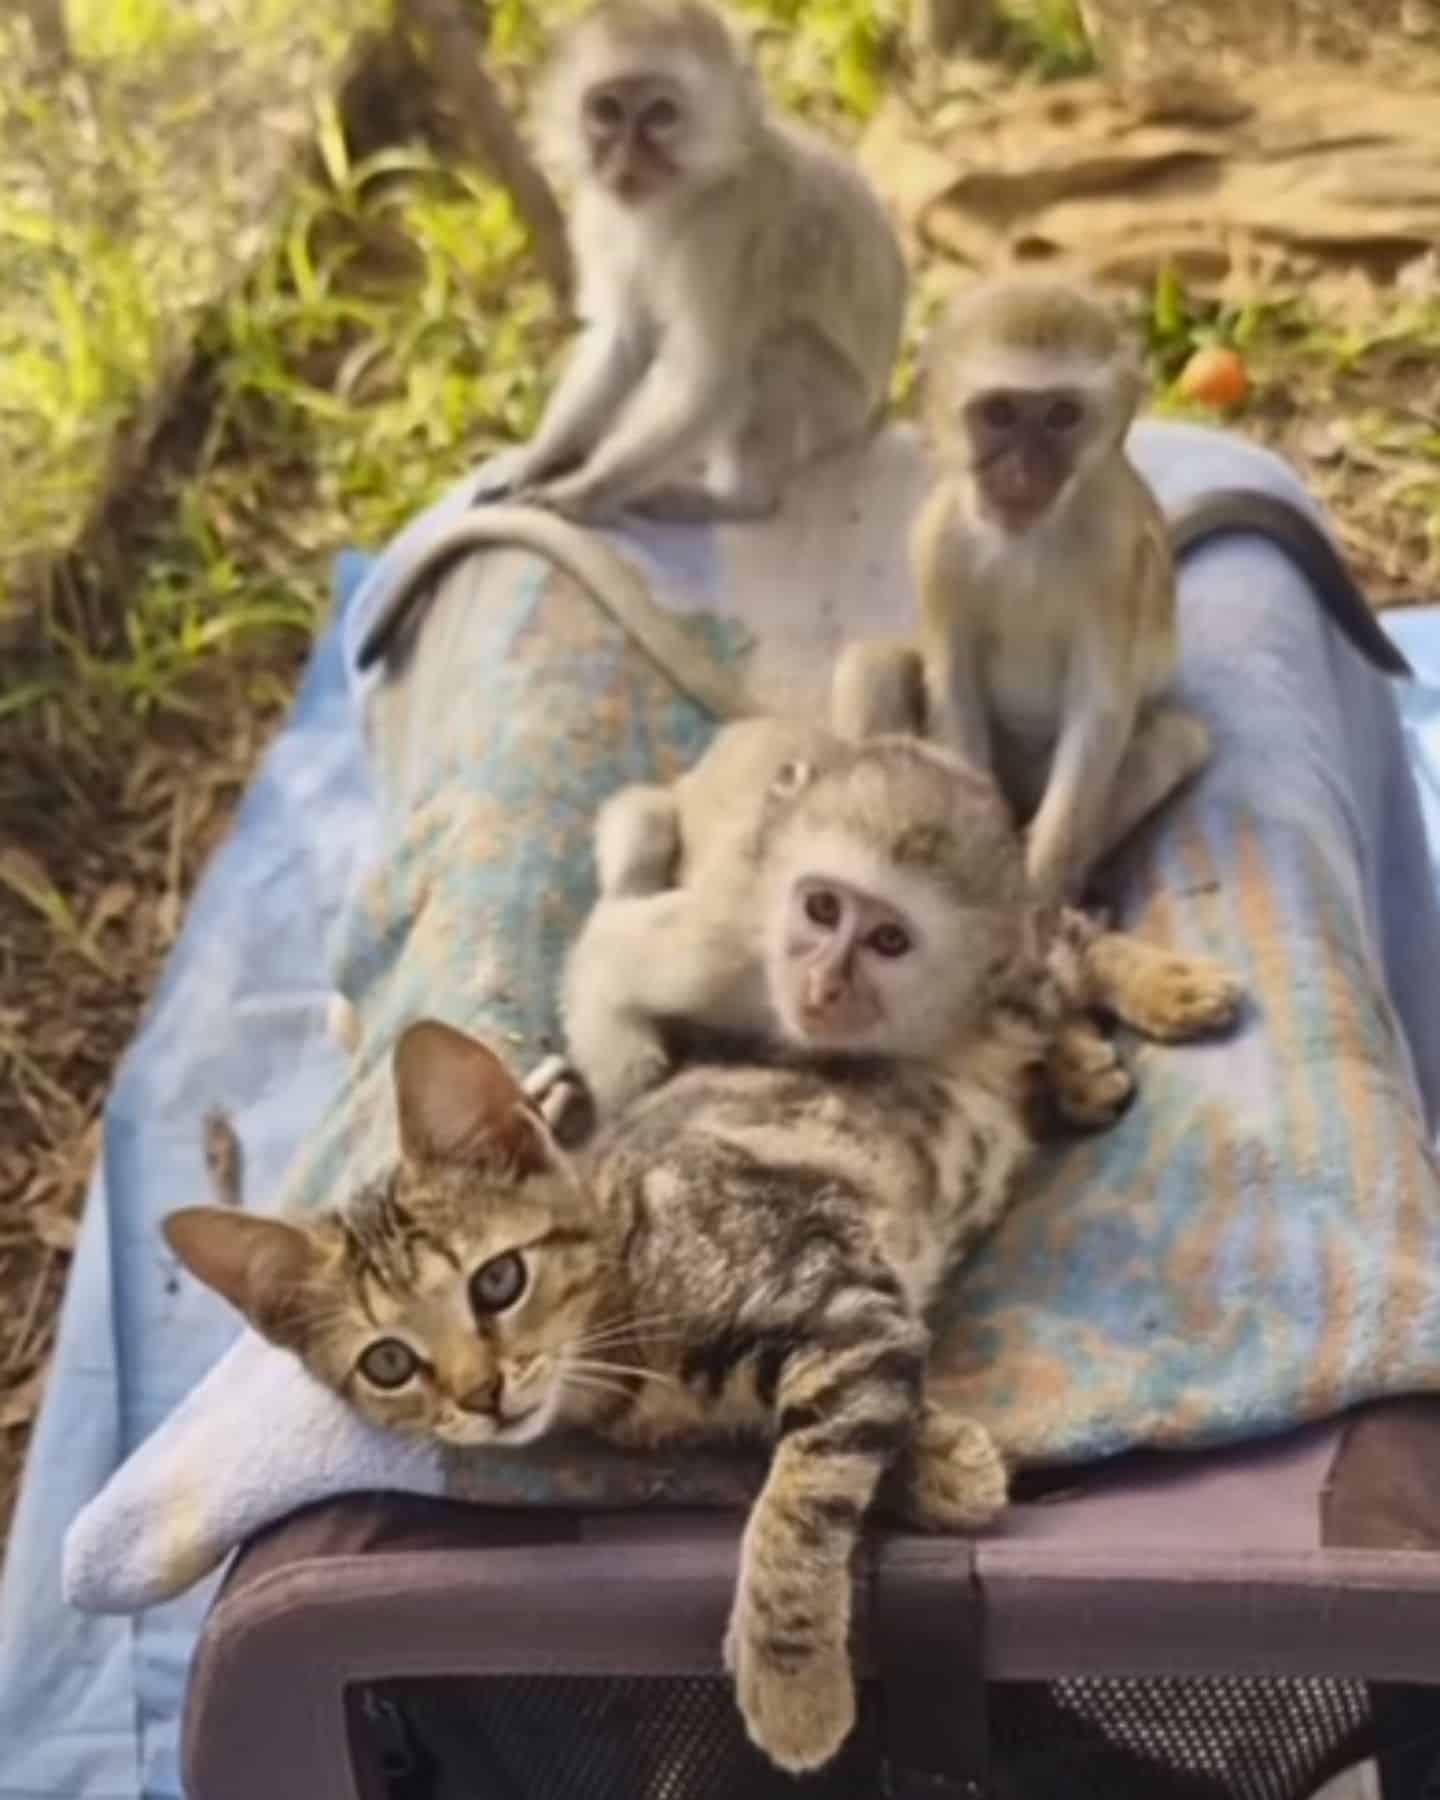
left=554, top=719, right=1243, bottom=1129
left=833, top=276, right=1411, bottom=901
left=475, top=0, right=907, bottom=525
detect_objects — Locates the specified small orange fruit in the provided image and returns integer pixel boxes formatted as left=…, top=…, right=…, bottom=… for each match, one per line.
left=1177, top=344, right=1249, bottom=410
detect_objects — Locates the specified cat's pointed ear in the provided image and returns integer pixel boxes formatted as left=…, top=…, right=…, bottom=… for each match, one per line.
left=393, top=1020, right=551, bottom=1175
left=163, top=1207, right=320, bottom=1350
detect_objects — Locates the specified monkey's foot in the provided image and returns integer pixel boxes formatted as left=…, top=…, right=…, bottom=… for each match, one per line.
left=514, top=480, right=622, bottom=527
left=1116, top=950, right=1245, bottom=1043
left=897, top=1404, right=1008, bottom=1532
left=1047, top=1021, right=1135, bottom=1129
left=522, top=1055, right=596, bottom=1148
left=634, top=483, right=780, bottom=525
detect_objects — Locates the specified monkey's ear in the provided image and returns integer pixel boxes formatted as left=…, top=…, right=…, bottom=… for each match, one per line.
left=393, top=1021, right=551, bottom=1176
left=163, top=1207, right=321, bottom=1350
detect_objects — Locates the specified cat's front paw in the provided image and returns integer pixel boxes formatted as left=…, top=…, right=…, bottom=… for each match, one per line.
left=1048, top=1023, right=1135, bottom=1130
left=1125, top=952, right=1244, bottom=1042
left=522, top=1055, right=596, bottom=1148
left=724, top=1613, right=855, bottom=1775
left=900, top=1404, right=1008, bottom=1532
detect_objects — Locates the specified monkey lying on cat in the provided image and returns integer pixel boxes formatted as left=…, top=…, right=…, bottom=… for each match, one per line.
left=556, top=716, right=1243, bottom=1134
left=165, top=736, right=1243, bottom=1776
left=835, top=276, right=1411, bottom=901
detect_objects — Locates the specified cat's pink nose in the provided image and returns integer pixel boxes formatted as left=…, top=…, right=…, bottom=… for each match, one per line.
left=456, top=1376, right=502, bottom=1416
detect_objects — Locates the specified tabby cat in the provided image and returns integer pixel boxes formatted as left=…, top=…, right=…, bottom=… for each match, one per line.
left=166, top=743, right=1241, bottom=1773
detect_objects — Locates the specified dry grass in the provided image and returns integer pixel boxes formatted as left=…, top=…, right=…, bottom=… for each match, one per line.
left=0, top=670, right=285, bottom=1530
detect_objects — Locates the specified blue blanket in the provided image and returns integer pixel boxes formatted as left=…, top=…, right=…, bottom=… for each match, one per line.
left=3, top=425, right=1440, bottom=1800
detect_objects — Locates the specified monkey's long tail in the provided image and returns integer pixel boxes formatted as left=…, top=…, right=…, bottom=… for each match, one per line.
left=353, top=505, right=760, bottom=719
left=1169, top=487, right=1412, bottom=678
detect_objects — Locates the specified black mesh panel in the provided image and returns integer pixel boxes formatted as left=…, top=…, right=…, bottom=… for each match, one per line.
left=347, top=1674, right=1430, bottom=1800
left=347, top=1675, right=884, bottom=1800
left=989, top=1677, right=1374, bottom=1800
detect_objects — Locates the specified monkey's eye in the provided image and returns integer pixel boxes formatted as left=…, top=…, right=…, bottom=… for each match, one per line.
left=867, top=923, right=912, bottom=959
left=770, top=758, right=811, bottom=798
left=643, top=96, right=681, bottom=132
left=980, top=395, right=1017, bottom=430
left=470, top=1251, right=527, bottom=1316
left=804, top=889, right=842, bottom=929
left=358, top=1338, right=420, bottom=1390
left=585, top=92, right=625, bottom=129
left=1045, top=398, right=1083, bottom=431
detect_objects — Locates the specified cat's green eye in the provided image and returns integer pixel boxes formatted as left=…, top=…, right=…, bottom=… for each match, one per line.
left=469, top=1251, right=527, bottom=1316
left=358, top=1337, right=420, bottom=1390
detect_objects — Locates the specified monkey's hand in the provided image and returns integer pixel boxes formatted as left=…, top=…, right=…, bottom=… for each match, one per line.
left=522, top=1054, right=597, bottom=1148
left=469, top=447, right=534, bottom=506
left=515, top=476, right=626, bottom=528
left=470, top=471, right=517, bottom=504
left=1086, top=938, right=1245, bottom=1044
left=1045, top=1018, right=1135, bottom=1130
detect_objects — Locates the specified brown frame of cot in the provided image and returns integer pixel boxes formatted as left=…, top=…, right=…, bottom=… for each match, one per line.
left=180, top=1394, right=1440, bottom=1800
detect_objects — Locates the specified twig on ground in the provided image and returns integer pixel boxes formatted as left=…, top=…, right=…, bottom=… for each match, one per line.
left=399, top=0, right=574, bottom=313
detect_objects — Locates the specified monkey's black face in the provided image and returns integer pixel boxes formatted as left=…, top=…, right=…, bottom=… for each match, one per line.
left=582, top=76, right=688, bottom=204
left=965, top=387, right=1088, bottom=531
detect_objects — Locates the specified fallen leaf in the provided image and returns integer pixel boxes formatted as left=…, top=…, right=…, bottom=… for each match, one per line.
left=1296, top=420, right=1353, bottom=465
left=28, top=1210, right=78, bottom=1254
left=87, top=881, right=137, bottom=938
left=0, top=1374, right=43, bottom=1432
left=0, top=846, right=59, bottom=912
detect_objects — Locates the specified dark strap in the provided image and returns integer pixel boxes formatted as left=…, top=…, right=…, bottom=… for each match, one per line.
left=870, top=1535, right=990, bottom=1800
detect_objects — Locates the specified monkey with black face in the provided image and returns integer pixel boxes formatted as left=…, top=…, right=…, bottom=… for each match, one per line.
left=834, top=276, right=1410, bottom=902
left=477, top=0, right=906, bottom=525
left=551, top=719, right=1243, bottom=1137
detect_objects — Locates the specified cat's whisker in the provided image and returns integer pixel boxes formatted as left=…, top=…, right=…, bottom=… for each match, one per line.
left=566, top=1356, right=681, bottom=1392
left=571, top=1313, right=691, bottom=1351
left=570, top=1333, right=687, bottom=1360
left=579, top=1305, right=691, bottom=1332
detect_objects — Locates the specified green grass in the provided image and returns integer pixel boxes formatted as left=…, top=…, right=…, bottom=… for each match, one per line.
left=10, top=0, right=1439, bottom=727
left=0, top=0, right=392, bottom=664
left=992, top=0, right=1095, bottom=78
left=5, top=0, right=921, bottom=723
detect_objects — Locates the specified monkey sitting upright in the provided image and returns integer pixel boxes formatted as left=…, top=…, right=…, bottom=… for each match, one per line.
left=482, top=0, right=907, bottom=525
left=355, top=0, right=906, bottom=693
left=833, top=276, right=1410, bottom=902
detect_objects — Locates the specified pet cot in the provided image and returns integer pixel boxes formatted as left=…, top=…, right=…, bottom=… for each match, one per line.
left=172, top=417, right=1440, bottom=1798
left=19, top=419, right=1440, bottom=1800
left=180, top=1395, right=1440, bottom=1800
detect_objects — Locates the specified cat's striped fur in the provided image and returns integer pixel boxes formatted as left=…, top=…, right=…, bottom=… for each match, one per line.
left=164, top=744, right=1242, bottom=1773
left=573, top=1025, right=1039, bottom=1770
left=165, top=907, right=1240, bottom=1772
